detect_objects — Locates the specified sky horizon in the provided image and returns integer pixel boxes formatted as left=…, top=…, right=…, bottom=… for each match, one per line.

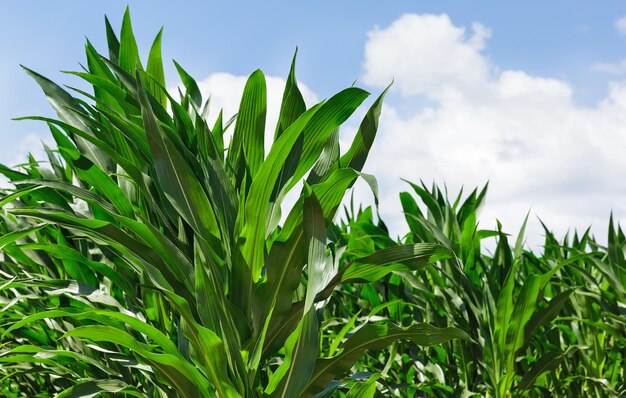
left=2, top=1, right=626, bottom=249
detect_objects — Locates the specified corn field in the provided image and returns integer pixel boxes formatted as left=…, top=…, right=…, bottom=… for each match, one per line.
left=1, top=9, right=625, bottom=398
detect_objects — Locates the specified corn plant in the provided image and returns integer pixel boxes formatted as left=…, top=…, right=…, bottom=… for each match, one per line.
left=0, top=9, right=468, bottom=397
left=392, top=182, right=625, bottom=397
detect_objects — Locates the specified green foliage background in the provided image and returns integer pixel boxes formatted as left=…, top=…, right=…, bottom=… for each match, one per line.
left=0, top=9, right=624, bottom=398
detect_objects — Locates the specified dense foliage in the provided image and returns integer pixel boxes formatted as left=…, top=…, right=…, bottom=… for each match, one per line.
left=1, top=9, right=625, bottom=398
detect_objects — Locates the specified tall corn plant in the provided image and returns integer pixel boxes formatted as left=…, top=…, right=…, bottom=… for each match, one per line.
left=395, top=182, right=591, bottom=397
left=331, top=204, right=469, bottom=397
left=531, top=222, right=626, bottom=397
left=0, top=9, right=468, bottom=397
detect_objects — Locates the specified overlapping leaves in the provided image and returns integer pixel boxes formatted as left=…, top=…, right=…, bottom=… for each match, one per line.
left=0, top=8, right=467, bottom=397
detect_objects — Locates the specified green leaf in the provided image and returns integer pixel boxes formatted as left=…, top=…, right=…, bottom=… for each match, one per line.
left=287, top=88, right=369, bottom=193
left=253, top=226, right=306, bottom=352
left=346, top=375, right=380, bottom=398
left=517, top=350, right=570, bottom=391
left=405, top=180, right=444, bottom=227
left=307, top=128, right=339, bottom=185
left=18, top=243, right=134, bottom=297
left=344, top=243, right=454, bottom=280
left=118, top=6, right=142, bottom=74
left=274, top=49, right=306, bottom=140
left=0, top=224, right=45, bottom=250
left=21, top=67, right=111, bottom=172
left=266, top=307, right=319, bottom=397
left=304, top=323, right=469, bottom=395
left=173, top=60, right=202, bottom=107
left=313, top=243, right=454, bottom=302
left=518, top=288, right=575, bottom=355
left=135, top=72, right=220, bottom=240
left=181, top=318, right=243, bottom=398
left=147, top=27, right=167, bottom=106
left=506, top=275, right=542, bottom=356
left=228, top=69, right=267, bottom=180
left=237, top=104, right=320, bottom=284
left=63, top=326, right=211, bottom=398
left=8, top=208, right=187, bottom=297
left=338, top=84, right=390, bottom=173
left=57, top=380, right=143, bottom=398
left=28, top=153, right=135, bottom=219
left=104, top=16, right=120, bottom=63
left=327, top=311, right=360, bottom=356
left=5, top=309, right=179, bottom=356
left=4, top=345, right=118, bottom=377
left=212, top=110, right=226, bottom=158
left=303, top=185, right=335, bottom=310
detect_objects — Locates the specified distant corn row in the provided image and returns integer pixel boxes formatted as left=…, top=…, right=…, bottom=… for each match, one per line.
left=0, top=8, right=623, bottom=398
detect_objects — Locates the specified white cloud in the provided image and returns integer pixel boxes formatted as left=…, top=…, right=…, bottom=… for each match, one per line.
left=616, top=16, right=626, bottom=36
left=591, top=59, right=626, bottom=75
left=165, top=26, right=626, bottom=250
left=359, top=13, right=626, bottom=249
left=12, top=132, right=53, bottom=166
left=363, top=14, right=491, bottom=99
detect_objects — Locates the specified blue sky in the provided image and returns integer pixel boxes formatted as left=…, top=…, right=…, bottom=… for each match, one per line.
left=3, top=1, right=626, bottom=247
left=2, top=2, right=624, bottom=99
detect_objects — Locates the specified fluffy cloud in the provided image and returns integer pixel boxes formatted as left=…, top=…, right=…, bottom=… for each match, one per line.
left=360, top=13, right=626, bottom=248
left=363, top=14, right=491, bottom=99
left=178, top=21, right=626, bottom=250
left=11, top=132, right=53, bottom=167
left=616, top=16, right=626, bottom=36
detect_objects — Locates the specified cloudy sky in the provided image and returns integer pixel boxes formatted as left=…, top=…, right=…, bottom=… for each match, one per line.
left=2, top=1, right=626, bottom=249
